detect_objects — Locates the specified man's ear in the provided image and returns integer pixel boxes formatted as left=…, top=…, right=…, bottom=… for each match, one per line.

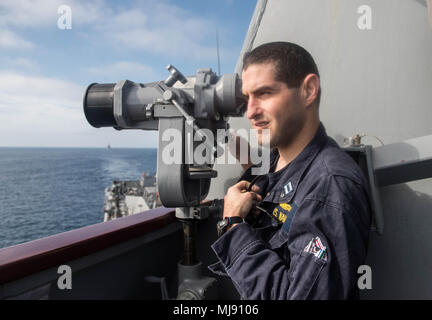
left=301, top=74, right=320, bottom=107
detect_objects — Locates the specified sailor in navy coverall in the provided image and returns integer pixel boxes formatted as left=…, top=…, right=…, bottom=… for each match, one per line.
left=208, top=42, right=371, bottom=300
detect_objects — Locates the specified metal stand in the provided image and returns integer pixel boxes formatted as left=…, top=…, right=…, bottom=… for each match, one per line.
left=180, top=219, right=198, bottom=266
left=177, top=220, right=218, bottom=300
left=176, top=208, right=218, bottom=300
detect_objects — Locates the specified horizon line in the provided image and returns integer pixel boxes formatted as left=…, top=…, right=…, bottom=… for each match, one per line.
left=0, top=146, right=158, bottom=149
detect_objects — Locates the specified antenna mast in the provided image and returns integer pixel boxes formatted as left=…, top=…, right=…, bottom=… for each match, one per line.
left=216, top=29, right=221, bottom=76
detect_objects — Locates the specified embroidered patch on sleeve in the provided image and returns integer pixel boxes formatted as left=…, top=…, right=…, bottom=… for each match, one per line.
left=304, top=236, right=328, bottom=261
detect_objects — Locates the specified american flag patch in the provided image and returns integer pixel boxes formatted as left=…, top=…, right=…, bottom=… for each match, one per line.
left=304, top=236, right=328, bottom=261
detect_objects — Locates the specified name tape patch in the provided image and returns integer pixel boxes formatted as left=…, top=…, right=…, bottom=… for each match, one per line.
left=272, top=201, right=298, bottom=226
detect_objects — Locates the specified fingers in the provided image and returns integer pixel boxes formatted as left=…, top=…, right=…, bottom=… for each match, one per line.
left=235, top=180, right=251, bottom=190
left=224, top=181, right=263, bottom=219
left=252, top=192, right=262, bottom=202
left=229, top=181, right=262, bottom=204
left=243, top=190, right=262, bottom=204
left=250, top=184, right=260, bottom=193
left=235, top=180, right=260, bottom=193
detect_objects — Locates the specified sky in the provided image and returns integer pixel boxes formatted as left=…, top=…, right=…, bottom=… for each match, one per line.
left=0, top=0, right=256, bottom=148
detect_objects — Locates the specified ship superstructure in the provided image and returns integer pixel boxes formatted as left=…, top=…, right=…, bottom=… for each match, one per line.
left=103, top=172, right=161, bottom=221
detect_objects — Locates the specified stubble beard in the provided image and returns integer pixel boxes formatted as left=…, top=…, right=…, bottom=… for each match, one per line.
left=270, top=111, right=306, bottom=150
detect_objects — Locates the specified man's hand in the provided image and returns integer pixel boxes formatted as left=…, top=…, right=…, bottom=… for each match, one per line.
left=223, top=180, right=262, bottom=220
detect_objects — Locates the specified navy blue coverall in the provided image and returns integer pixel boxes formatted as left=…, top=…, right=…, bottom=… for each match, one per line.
left=209, top=123, right=372, bottom=299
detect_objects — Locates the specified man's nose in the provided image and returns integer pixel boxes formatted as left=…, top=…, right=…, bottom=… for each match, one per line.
left=246, top=97, right=261, bottom=120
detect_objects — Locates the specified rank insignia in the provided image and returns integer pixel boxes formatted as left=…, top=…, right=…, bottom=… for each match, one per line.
left=283, top=181, right=293, bottom=195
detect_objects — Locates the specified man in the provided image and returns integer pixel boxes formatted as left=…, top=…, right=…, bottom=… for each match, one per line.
left=208, top=42, right=371, bottom=299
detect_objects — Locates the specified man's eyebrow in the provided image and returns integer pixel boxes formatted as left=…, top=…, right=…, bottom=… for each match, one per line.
left=243, top=85, right=277, bottom=96
left=253, top=85, right=275, bottom=92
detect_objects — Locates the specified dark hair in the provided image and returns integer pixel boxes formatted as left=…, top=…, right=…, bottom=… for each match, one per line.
left=242, top=41, right=321, bottom=106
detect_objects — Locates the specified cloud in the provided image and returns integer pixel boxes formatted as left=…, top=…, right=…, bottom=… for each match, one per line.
left=0, top=72, right=85, bottom=134
left=95, top=3, right=221, bottom=60
left=0, top=0, right=106, bottom=27
left=86, top=61, right=158, bottom=82
left=0, top=29, right=34, bottom=49
left=0, top=72, right=83, bottom=105
left=93, top=1, right=239, bottom=63
left=0, top=0, right=103, bottom=49
left=0, top=72, right=158, bottom=147
left=3, top=57, right=38, bottom=69
left=0, top=0, right=237, bottom=62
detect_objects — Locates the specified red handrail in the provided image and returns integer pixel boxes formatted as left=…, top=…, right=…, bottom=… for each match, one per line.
left=0, top=207, right=176, bottom=284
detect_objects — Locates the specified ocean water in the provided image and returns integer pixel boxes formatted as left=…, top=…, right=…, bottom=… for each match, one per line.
left=0, top=147, right=157, bottom=249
